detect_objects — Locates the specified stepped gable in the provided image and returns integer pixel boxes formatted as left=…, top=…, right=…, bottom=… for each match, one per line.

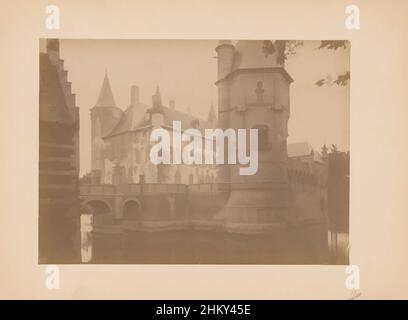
left=39, top=53, right=75, bottom=125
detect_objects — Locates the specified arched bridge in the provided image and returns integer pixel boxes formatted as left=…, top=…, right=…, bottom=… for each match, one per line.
left=79, top=183, right=228, bottom=222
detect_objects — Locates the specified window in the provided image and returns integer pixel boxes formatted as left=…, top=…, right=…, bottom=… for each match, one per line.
left=255, top=81, right=265, bottom=102
left=253, top=125, right=269, bottom=151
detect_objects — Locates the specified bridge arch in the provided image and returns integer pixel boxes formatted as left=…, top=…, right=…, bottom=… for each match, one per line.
left=81, top=199, right=113, bottom=227
left=82, top=199, right=112, bottom=215
left=123, top=198, right=142, bottom=220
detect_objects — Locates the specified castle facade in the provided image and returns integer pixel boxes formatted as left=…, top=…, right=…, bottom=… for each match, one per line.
left=83, top=40, right=329, bottom=243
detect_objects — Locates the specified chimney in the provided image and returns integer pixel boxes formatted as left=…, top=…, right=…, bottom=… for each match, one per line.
left=150, top=86, right=164, bottom=127
left=130, top=85, right=139, bottom=106
left=169, top=100, right=175, bottom=110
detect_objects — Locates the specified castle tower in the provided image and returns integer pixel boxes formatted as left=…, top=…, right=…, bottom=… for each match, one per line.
left=215, top=40, right=293, bottom=233
left=215, top=40, right=235, bottom=183
left=90, top=71, right=123, bottom=175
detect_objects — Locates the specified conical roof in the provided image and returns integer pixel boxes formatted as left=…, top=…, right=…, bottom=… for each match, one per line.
left=95, top=71, right=116, bottom=107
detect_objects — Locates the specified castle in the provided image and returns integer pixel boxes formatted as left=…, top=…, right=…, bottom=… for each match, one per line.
left=90, top=76, right=218, bottom=186
left=83, top=40, right=329, bottom=239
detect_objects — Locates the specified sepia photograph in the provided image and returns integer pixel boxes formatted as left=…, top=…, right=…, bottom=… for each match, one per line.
left=2, top=0, right=408, bottom=304
left=39, top=39, right=350, bottom=265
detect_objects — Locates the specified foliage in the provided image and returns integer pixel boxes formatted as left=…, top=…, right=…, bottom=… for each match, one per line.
left=263, top=40, right=350, bottom=87
left=318, top=40, right=348, bottom=50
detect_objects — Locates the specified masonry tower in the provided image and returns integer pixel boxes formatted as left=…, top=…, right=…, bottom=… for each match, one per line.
left=90, top=72, right=123, bottom=177
left=215, top=40, right=293, bottom=232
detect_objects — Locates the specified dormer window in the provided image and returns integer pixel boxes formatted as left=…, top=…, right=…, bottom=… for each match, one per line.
left=255, top=81, right=265, bottom=102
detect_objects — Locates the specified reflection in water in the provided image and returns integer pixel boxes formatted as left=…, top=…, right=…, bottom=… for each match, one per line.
left=80, top=214, right=93, bottom=263
left=328, top=230, right=349, bottom=264
left=328, top=231, right=349, bottom=251
left=79, top=218, right=348, bottom=264
left=87, top=227, right=350, bottom=264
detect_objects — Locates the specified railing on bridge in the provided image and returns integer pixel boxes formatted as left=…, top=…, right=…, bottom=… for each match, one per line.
left=80, top=183, right=190, bottom=196
left=80, top=184, right=116, bottom=196
left=80, top=183, right=229, bottom=196
left=188, top=183, right=229, bottom=192
left=81, top=181, right=308, bottom=196
left=124, top=183, right=188, bottom=194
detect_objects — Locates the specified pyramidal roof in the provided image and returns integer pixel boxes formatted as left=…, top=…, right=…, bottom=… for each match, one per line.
left=95, top=71, right=116, bottom=107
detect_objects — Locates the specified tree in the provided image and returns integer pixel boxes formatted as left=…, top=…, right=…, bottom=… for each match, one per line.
left=331, top=144, right=338, bottom=153
left=262, top=40, right=350, bottom=87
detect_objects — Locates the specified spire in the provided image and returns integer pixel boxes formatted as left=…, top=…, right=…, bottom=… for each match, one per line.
left=95, top=71, right=117, bottom=107
left=150, top=86, right=163, bottom=113
left=207, top=102, right=217, bottom=124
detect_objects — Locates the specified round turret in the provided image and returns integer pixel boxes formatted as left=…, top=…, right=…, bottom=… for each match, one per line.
left=215, top=40, right=235, bottom=80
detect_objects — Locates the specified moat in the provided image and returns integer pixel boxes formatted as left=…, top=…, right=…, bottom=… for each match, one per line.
left=81, top=223, right=346, bottom=265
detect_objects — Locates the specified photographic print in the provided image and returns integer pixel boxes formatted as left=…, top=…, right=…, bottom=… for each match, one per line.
left=2, top=0, right=408, bottom=303
left=39, top=39, right=350, bottom=265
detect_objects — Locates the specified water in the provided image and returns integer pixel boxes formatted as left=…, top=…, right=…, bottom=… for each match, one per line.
left=80, top=217, right=342, bottom=264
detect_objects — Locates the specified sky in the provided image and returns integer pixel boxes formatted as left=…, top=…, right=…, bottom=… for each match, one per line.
left=57, top=40, right=349, bottom=176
